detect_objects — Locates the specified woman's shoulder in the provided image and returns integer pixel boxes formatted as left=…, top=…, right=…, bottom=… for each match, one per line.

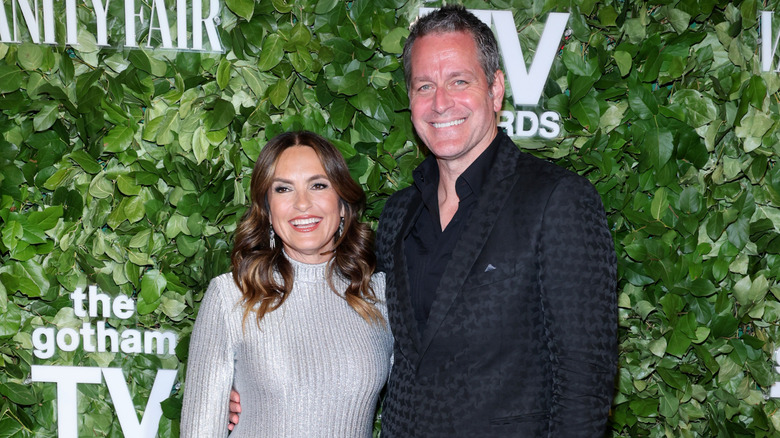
left=203, top=272, right=243, bottom=307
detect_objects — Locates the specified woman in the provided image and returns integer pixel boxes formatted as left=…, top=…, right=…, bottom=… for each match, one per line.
left=181, top=131, right=392, bottom=437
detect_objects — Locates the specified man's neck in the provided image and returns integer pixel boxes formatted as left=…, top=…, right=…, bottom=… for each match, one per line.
left=433, top=130, right=500, bottom=229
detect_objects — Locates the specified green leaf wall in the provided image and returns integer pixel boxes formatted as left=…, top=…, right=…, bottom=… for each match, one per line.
left=3, top=0, right=780, bottom=436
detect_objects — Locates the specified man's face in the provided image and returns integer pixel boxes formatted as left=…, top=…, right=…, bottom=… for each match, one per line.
left=408, top=31, right=504, bottom=168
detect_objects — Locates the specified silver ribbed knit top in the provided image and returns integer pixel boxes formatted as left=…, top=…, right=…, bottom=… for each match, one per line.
left=180, top=256, right=392, bottom=438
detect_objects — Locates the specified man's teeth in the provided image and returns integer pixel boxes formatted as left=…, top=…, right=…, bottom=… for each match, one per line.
left=291, top=218, right=321, bottom=226
left=432, top=119, right=465, bottom=128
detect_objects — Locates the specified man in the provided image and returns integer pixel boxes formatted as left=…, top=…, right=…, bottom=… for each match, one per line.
left=228, top=5, right=616, bottom=437
left=374, top=5, right=616, bottom=437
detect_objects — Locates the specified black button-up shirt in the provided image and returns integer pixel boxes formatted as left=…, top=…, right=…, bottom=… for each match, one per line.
left=404, top=133, right=502, bottom=335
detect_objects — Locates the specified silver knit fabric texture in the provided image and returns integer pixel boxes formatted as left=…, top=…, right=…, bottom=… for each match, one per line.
left=180, top=257, right=393, bottom=438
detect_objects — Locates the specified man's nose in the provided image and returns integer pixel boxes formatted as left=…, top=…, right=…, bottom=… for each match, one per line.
left=432, top=87, right=454, bottom=113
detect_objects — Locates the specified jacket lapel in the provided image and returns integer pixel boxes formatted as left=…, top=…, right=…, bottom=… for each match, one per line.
left=417, top=137, right=522, bottom=361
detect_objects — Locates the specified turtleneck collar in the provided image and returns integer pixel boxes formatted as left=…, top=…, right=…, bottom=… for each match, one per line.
left=283, top=251, right=333, bottom=283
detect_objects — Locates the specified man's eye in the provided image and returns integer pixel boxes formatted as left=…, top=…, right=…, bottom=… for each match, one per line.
left=418, top=84, right=432, bottom=92
left=454, top=80, right=467, bottom=86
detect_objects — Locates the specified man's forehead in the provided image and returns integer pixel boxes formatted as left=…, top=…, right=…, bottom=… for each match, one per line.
left=409, top=32, right=481, bottom=76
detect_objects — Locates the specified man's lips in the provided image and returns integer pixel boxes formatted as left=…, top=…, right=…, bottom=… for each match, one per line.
left=431, top=118, right=465, bottom=128
left=289, top=216, right=322, bottom=231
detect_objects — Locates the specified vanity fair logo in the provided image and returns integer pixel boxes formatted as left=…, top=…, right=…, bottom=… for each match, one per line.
left=0, top=0, right=222, bottom=52
left=419, top=8, right=569, bottom=138
left=30, top=285, right=177, bottom=438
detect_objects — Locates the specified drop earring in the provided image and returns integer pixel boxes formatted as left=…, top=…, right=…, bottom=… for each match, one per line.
left=269, top=225, right=276, bottom=249
left=337, top=217, right=344, bottom=238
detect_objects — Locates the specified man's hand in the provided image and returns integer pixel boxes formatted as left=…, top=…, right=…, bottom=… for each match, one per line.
left=228, top=389, right=241, bottom=431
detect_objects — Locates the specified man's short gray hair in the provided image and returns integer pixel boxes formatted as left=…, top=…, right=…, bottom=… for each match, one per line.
left=402, top=5, right=501, bottom=91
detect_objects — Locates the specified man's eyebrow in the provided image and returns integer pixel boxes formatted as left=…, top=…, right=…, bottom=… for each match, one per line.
left=412, top=70, right=477, bottom=82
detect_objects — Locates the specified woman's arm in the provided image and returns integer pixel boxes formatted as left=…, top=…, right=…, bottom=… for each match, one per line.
left=180, top=277, right=236, bottom=438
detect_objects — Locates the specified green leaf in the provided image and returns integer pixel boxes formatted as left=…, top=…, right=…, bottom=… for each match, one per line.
left=217, top=59, right=231, bottom=90
left=104, top=125, right=134, bottom=153
left=107, top=198, right=129, bottom=229
left=672, top=90, right=718, bottom=128
left=327, top=69, right=367, bottom=96
left=314, top=0, right=338, bottom=13
left=124, top=195, right=145, bottom=224
left=226, top=0, right=254, bottom=21
left=290, top=22, right=312, bottom=47
left=651, top=187, right=668, bottom=220
left=726, top=216, right=749, bottom=249
left=89, top=173, right=114, bottom=199
left=628, top=84, right=658, bottom=120
left=69, top=150, right=102, bottom=174
left=0, top=65, right=23, bottom=92
left=117, top=174, right=140, bottom=196
left=658, top=384, right=680, bottom=419
left=666, top=328, right=692, bottom=357
left=28, top=206, right=63, bottom=230
left=563, top=50, right=598, bottom=77
left=33, top=103, right=58, bottom=131
left=141, top=270, right=167, bottom=304
left=629, top=398, right=658, bottom=417
left=17, top=43, right=43, bottom=70
left=649, top=337, right=667, bottom=357
left=381, top=27, right=408, bottom=54
left=678, top=186, right=701, bottom=214
left=639, top=125, right=674, bottom=170
left=268, top=76, right=291, bottom=108
left=192, top=126, right=210, bottom=164
left=330, top=99, right=356, bottom=131
left=690, top=278, right=717, bottom=297
left=0, top=302, right=22, bottom=338
left=258, top=34, right=285, bottom=71
left=11, top=259, right=50, bottom=297
left=2, top=221, right=23, bottom=250
left=0, top=382, right=36, bottom=405
left=165, top=214, right=190, bottom=239
left=160, top=292, right=186, bottom=318
left=205, top=99, right=235, bottom=131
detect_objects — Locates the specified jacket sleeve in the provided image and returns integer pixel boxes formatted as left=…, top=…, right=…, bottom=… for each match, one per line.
left=180, top=278, right=235, bottom=438
left=538, top=175, right=617, bottom=437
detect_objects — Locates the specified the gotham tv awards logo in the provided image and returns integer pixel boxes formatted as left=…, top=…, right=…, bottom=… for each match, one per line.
left=30, top=285, right=177, bottom=438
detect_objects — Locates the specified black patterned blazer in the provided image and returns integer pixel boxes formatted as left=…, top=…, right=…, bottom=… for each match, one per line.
left=376, top=133, right=617, bottom=437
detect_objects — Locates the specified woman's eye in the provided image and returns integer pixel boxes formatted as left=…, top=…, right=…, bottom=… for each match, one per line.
left=274, top=186, right=290, bottom=193
left=312, top=182, right=329, bottom=190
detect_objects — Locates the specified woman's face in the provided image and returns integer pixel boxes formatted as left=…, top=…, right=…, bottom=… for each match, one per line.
left=268, top=146, right=343, bottom=264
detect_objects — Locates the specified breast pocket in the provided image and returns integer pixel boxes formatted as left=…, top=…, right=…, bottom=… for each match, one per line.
left=463, top=258, right=517, bottom=288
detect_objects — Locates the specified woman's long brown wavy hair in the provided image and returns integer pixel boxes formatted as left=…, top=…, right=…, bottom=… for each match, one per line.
left=231, top=131, right=382, bottom=327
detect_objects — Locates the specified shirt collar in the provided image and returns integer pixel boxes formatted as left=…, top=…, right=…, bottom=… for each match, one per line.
left=412, top=131, right=503, bottom=202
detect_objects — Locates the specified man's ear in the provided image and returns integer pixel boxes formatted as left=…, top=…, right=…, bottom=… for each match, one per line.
left=491, top=70, right=506, bottom=112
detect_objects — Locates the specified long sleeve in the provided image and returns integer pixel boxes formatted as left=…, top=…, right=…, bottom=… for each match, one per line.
left=539, top=175, right=617, bottom=437
left=180, top=277, right=236, bottom=438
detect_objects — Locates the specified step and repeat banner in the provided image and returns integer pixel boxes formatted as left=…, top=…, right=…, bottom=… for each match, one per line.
left=3, top=0, right=780, bottom=436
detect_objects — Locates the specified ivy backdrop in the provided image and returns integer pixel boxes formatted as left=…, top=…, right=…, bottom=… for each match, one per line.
left=3, top=0, right=780, bottom=436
